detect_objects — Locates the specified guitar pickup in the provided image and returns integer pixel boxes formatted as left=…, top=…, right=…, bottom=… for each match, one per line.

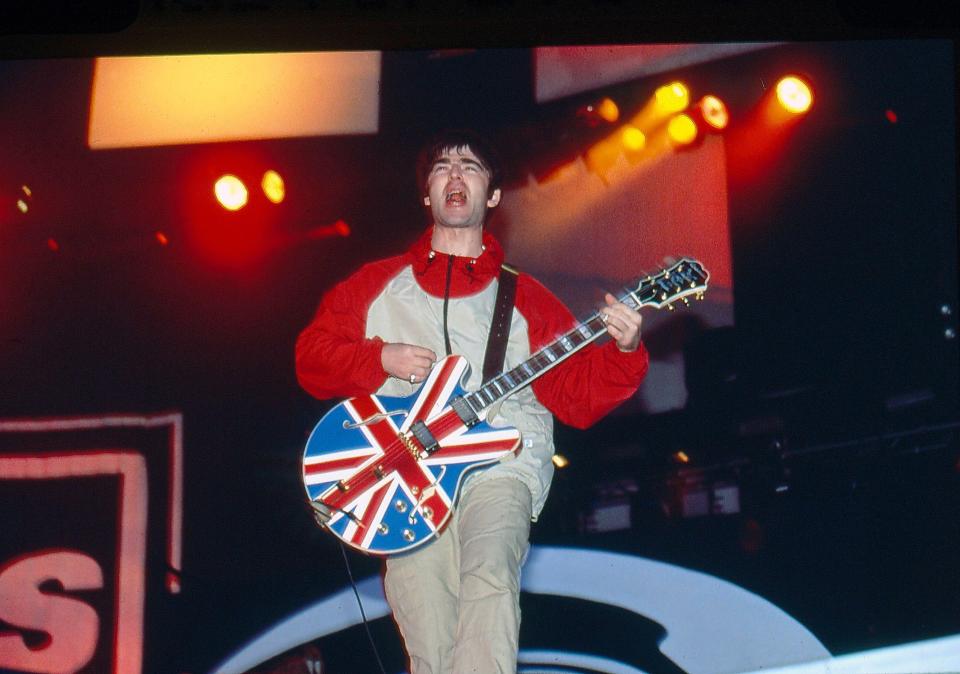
left=410, top=420, right=440, bottom=455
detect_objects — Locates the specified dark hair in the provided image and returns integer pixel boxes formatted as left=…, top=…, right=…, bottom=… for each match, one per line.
left=415, top=128, right=502, bottom=198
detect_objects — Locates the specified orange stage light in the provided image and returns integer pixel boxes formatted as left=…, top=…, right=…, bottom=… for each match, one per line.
left=775, top=76, right=813, bottom=114
left=699, top=95, right=729, bottom=130
left=597, top=97, right=620, bottom=123
left=156, top=231, right=169, bottom=246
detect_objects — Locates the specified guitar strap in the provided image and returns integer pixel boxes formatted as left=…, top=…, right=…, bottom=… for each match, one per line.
left=482, top=262, right=519, bottom=382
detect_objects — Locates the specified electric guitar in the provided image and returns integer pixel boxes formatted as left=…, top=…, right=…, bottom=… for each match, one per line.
left=302, top=258, right=709, bottom=556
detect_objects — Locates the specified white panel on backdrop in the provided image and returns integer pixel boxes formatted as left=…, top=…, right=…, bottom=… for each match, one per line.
left=88, top=52, right=381, bottom=149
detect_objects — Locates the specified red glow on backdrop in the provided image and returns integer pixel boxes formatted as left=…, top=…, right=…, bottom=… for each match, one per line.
left=727, top=72, right=816, bottom=192
left=155, top=232, right=169, bottom=246
left=46, top=238, right=59, bottom=252
left=306, top=219, right=351, bottom=240
left=179, top=147, right=281, bottom=268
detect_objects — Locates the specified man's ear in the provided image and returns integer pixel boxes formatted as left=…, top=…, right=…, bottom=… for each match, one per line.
left=423, top=196, right=431, bottom=206
left=487, top=188, right=501, bottom=208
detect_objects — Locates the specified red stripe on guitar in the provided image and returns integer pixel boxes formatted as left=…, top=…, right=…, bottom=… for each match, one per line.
left=430, top=437, right=521, bottom=461
left=394, top=458, right=449, bottom=529
left=347, top=396, right=402, bottom=451
left=348, top=478, right=393, bottom=546
left=410, top=357, right=461, bottom=424
left=304, top=453, right=377, bottom=475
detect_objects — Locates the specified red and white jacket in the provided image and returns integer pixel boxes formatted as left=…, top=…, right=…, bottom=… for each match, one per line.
left=296, top=228, right=649, bottom=517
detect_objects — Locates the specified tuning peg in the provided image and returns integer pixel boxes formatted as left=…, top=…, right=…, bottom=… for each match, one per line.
left=667, top=304, right=676, bottom=311
left=682, top=297, right=690, bottom=306
left=696, top=292, right=704, bottom=301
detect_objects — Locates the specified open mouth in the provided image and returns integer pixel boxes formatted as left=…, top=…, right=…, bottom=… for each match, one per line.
left=445, top=189, right=466, bottom=206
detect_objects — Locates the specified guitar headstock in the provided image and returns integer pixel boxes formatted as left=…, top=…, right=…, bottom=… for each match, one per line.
left=630, top=257, right=710, bottom=310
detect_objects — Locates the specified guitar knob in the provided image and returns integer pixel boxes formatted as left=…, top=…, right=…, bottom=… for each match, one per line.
left=378, top=523, right=389, bottom=535
left=394, top=500, right=408, bottom=513
left=402, top=529, right=415, bottom=542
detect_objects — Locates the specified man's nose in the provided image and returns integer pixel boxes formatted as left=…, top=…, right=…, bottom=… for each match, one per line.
left=449, top=163, right=463, bottom=178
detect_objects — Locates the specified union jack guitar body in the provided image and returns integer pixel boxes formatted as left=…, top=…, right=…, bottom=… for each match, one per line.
left=303, top=257, right=709, bottom=556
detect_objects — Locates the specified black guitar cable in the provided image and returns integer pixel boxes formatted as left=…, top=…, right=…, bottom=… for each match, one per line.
left=309, top=500, right=388, bottom=674
left=337, top=541, right=388, bottom=674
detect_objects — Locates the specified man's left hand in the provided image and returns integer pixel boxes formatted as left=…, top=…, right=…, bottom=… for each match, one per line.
left=601, top=293, right=642, bottom=352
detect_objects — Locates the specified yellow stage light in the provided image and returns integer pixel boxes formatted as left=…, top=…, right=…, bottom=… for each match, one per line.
left=655, top=81, right=690, bottom=113
left=776, top=76, right=813, bottom=114
left=621, top=126, right=646, bottom=152
left=667, top=114, right=698, bottom=145
left=214, top=175, right=248, bottom=211
left=552, top=454, right=570, bottom=469
left=261, top=170, right=286, bottom=204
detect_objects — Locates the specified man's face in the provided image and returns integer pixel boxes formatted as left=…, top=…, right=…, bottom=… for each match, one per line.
left=424, top=146, right=501, bottom=230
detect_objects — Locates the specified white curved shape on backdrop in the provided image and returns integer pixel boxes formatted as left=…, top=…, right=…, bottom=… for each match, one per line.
left=210, top=545, right=829, bottom=674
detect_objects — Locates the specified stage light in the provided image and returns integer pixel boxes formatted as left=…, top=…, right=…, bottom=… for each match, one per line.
left=334, top=219, right=351, bottom=237
left=775, top=76, right=813, bottom=114
left=698, top=95, right=729, bottom=130
left=46, top=238, right=59, bottom=251
left=672, top=450, right=691, bottom=464
left=621, top=125, right=646, bottom=152
left=655, top=82, right=689, bottom=114
left=577, top=97, right=620, bottom=126
left=214, top=174, right=248, bottom=211
left=155, top=231, right=169, bottom=246
left=261, top=170, right=285, bottom=204
left=885, top=109, right=898, bottom=124
left=667, top=114, right=698, bottom=146
left=597, top=97, right=620, bottom=123
left=552, top=454, right=570, bottom=469
left=16, top=185, right=32, bottom=214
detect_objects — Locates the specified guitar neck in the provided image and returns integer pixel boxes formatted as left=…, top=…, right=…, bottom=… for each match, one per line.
left=460, top=257, right=708, bottom=417
left=461, top=283, right=652, bottom=416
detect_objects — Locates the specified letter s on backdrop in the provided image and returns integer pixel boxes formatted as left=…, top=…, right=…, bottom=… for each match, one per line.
left=0, top=550, right=103, bottom=674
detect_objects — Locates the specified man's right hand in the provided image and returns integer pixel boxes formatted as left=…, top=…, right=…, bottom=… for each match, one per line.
left=381, top=343, right=437, bottom=384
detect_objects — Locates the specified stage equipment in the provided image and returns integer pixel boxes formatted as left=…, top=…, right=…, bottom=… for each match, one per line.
left=698, top=95, right=730, bottom=130
left=214, top=174, right=248, bottom=211
left=775, top=75, right=813, bottom=114
left=261, top=170, right=286, bottom=204
left=667, top=113, right=699, bottom=146
left=655, top=82, right=690, bottom=114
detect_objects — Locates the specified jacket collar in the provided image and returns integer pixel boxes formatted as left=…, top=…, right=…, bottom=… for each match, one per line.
left=409, top=227, right=506, bottom=297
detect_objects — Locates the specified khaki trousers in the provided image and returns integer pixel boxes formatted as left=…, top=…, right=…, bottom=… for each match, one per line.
left=383, top=476, right=533, bottom=674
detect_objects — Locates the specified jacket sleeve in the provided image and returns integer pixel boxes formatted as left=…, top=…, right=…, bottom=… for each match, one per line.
left=520, top=275, right=650, bottom=429
left=295, top=265, right=392, bottom=400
